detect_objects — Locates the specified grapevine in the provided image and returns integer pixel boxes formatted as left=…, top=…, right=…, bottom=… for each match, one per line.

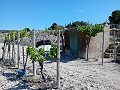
left=20, top=28, right=31, bottom=65
left=26, top=43, right=57, bottom=81
left=2, top=30, right=18, bottom=66
left=48, top=44, right=57, bottom=59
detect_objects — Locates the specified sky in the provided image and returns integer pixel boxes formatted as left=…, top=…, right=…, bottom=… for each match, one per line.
left=0, top=0, right=120, bottom=30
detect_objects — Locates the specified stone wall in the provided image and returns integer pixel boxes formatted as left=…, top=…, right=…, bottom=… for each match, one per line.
left=88, top=25, right=110, bottom=58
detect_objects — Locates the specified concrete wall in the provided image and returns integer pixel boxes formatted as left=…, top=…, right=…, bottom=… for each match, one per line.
left=88, top=25, right=110, bottom=58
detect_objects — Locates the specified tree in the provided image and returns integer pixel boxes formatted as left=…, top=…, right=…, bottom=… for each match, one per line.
left=49, top=23, right=64, bottom=30
left=109, top=10, right=120, bottom=24
left=24, top=28, right=31, bottom=32
left=66, top=21, right=89, bottom=29
left=50, top=23, right=57, bottom=30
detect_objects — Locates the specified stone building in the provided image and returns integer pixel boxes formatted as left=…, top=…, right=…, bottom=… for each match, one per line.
left=64, top=25, right=110, bottom=59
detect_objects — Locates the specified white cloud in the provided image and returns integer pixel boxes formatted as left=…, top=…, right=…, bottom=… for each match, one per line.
left=74, top=10, right=84, bottom=12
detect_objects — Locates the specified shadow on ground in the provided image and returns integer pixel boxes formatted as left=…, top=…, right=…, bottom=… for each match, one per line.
left=47, top=53, right=79, bottom=63
left=7, top=82, right=30, bottom=90
left=2, top=72, right=31, bottom=90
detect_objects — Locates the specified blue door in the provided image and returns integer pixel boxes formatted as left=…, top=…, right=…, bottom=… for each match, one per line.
left=70, top=31, right=78, bottom=55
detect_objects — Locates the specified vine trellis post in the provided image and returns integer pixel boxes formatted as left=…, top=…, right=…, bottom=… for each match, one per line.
left=102, top=28, right=104, bottom=66
left=113, top=28, right=116, bottom=62
left=17, top=31, right=20, bottom=69
left=8, top=33, right=11, bottom=65
left=57, top=29, right=60, bottom=89
left=33, top=30, right=36, bottom=76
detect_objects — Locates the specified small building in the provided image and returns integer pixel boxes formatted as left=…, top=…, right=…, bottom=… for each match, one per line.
left=64, top=25, right=110, bottom=59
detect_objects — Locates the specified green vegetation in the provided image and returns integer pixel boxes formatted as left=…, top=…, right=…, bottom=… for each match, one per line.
left=109, top=10, right=120, bottom=24
left=25, top=44, right=57, bottom=81
left=2, top=30, right=18, bottom=66
left=48, top=44, right=57, bottom=59
left=77, top=24, right=104, bottom=36
left=65, top=21, right=89, bottom=29
left=20, top=28, right=32, bottom=65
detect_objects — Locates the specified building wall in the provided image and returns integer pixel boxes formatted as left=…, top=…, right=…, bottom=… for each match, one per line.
left=78, top=32, right=87, bottom=58
left=88, top=25, right=110, bottom=58
left=64, top=30, right=70, bottom=54
left=64, top=25, right=110, bottom=59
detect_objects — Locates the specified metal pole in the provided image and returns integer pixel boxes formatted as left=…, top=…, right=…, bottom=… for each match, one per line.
left=102, top=30, right=104, bottom=65
left=17, top=31, right=20, bottom=69
left=57, top=30, right=60, bottom=89
left=33, top=30, right=36, bottom=76
left=113, top=29, right=116, bottom=62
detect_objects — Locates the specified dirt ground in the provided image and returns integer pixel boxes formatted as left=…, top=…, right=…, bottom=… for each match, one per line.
left=43, top=54, right=120, bottom=90
left=0, top=43, right=120, bottom=90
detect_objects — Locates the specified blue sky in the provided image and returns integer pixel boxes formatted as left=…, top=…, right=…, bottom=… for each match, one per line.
left=0, top=0, right=120, bottom=30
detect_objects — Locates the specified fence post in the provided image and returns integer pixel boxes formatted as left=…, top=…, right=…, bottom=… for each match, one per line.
left=33, top=30, right=36, bottom=76
left=57, top=30, right=60, bottom=89
left=113, top=28, right=116, bottom=62
left=8, top=33, right=11, bottom=65
left=17, top=31, right=20, bottom=69
left=102, top=29, right=104, bottom=66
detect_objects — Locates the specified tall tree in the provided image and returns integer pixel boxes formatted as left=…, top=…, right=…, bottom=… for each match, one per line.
left=24, top=28, right=31, bottom=32
left=109, top=10, right=120, bottom=24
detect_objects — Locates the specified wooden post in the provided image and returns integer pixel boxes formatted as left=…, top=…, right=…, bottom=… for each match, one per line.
left=2, top=34, right=7, bottom=61
left=12, top=32, right=14, bottom=65
left=21, top=31, right=25, bottom=65
left=17, top=31, right=20, bottom=69
left=33, top=30, right=36, bottom=76
left=8, top=33, right=11, bottom=65
left=113, top=28, right=116, bottom=62
left=102, top=30, right=104, bottom=65
left=13, top=34, right=16, bottom=65
left=57, top=30, right=60, bottom=89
